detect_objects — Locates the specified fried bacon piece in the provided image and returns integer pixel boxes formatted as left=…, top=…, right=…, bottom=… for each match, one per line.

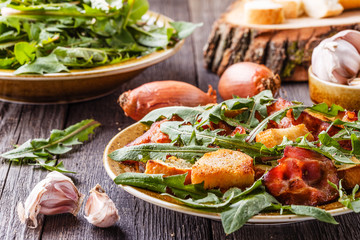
left=263, top=146, right=339, bottom=206
left=127, top=120, right=171, bottom=146
left=231, top=126, right=246, bottom=136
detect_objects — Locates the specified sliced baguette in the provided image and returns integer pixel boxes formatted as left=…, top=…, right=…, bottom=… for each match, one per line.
left=274, top=0, right=304, bottom=18
left=244, top=1, right=285, bottom=24
left=302, top=0, right=344, bottom=18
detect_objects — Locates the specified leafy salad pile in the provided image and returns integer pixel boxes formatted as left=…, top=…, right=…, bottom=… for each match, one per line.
left=109, top=91, right=360, bottom=234
left=0, top=0, right=201, bottom=74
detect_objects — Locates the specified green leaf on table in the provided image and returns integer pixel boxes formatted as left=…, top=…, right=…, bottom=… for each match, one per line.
left=33, top=158, right=75, bottom=173
left=289, top=205, right=338, bottom=224
left=1, top=119, right=100, bottom=173
left=170, top=21, right=203, bottom=39
left=14, top=42, right=36, bottom=65
left=14, top=54, right=68, bottom=75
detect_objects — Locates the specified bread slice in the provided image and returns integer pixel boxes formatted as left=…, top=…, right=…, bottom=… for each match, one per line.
left=302, top=0, right=344, bottom=18
left=145, top=157, right=192, bottom=184
left=256, top=124, right=314, bottom=148
left=274, top=0, right=304, bottom=18
left=339, top=0, right=360, bottom=9
left=191, top=149, right=254, bottom=190
left=244, top=1, right=285, bottom=24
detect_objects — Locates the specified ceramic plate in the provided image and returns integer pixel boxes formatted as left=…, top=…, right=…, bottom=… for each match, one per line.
left=0, top=12, right=184, bottom=104
left=103, top=122, right=352, bottom=224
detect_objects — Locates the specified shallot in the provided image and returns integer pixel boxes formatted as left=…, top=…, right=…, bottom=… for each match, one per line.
left=118, top=81, right=217, bottom=121
left=218, top=62, right=281, bottom=100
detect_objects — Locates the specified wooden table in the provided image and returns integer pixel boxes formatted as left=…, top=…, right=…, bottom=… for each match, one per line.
left=1, top=1, right=359, bottom=239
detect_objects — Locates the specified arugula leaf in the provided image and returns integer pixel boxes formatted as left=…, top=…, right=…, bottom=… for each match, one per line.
left=329, top=180, right=360, bottom=213
left=221, top=191, right=278, bottom=234
left=0, top=0, right=199, bottom=74
left=288, top=205, right=338, bottom=224
left=1, top=119, right=100, bottom=173
left=140, top=106, right=206, bottom=126
left=309, top=103, right=344, bottom=117
left=108, top=143, right=218, bottom=163
left=296, top=136, right=355, bottom=165
left=114, top=172, right=208, bottom=199
left=163, top=178, right=264, bottom=210
left=14, top=42, right=36, bottom=64
left=247, top=104, right=308, bottom=142
left=14, top=54, right=68, bottom=75
left=128, top=0, right=149, bottom=21
left=160, top=121, right=281, bottom=158
left=170, top=22, right=203, bottom=39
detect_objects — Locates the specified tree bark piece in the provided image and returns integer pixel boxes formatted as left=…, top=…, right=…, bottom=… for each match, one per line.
left=203, top=0, right=360, bottom=82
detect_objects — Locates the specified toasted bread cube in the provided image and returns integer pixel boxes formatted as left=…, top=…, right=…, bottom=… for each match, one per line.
left=337, top=157, right=360, bottom=189
left=145, top=157, right=192, bottom=184
left=191, top=149, right=254, bottom=190
left=256, top=124, right=314, bottom=148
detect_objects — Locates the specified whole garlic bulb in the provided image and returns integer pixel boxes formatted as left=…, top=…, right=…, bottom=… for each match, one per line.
left=312, top=30, right=360, bottom=85
left=17, top=171, right=84, bottom=228
left=84, top=184, right=119, bottom=228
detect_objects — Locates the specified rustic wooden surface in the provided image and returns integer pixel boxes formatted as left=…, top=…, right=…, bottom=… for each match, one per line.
left=0, top=0, right=360, bottom=239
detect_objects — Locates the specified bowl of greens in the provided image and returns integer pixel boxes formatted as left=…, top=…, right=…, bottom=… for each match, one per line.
left=0, top=0, right=200, bottom=103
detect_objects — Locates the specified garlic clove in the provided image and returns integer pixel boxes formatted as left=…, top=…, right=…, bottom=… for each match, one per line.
left=312, top=34, right=360, bottom=85
left=17, top=171, right=84, bottom=228
left=84, top=184, right=119, bottom=228
left=331, top=30, right=360, bottom=54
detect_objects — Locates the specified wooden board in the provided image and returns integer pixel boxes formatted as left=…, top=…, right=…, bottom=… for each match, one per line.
left=204, top=0, right=360, bottom=82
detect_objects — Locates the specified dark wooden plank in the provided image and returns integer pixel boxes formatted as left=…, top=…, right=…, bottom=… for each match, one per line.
left=41, top=0, right=212, bottom=239
left=187, top=0, right=234, bottom=100
left=0, top=104, right=67, bottom=240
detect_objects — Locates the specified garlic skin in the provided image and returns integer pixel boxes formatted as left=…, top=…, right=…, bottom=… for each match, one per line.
left=312, top=30, right=360, bottom=85
left=84, top=184, right=119, bottom=228
left=17, top=171, right=84, bottom=228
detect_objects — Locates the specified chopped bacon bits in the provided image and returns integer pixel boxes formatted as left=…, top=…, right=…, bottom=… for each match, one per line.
left=263, top=146, right=339, bottom=206
left=126, top=120, right=171, bottom=146
left=231, top=126, right=246, bottom=136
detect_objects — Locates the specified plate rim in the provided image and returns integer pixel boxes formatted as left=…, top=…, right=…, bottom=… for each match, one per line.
left=0, top=11, right=184, bottom=81
left=103, top=122, right=353, bottom=224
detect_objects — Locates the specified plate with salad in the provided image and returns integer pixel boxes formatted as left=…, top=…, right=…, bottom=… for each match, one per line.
left=0, top=0, right=200, bottom=103
left=104, top=90, right=360, bottom=234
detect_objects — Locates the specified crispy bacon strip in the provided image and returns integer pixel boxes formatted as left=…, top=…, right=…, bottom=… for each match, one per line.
left=263, top=146, right=339, bottom=206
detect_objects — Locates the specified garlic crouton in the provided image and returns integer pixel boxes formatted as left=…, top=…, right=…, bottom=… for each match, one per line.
left=337, top=157, right=360, bottom=190
left=145, top=157, right=192, bottom=184
left=256, top=124, right=314, bottom=148
left=191, top=149, right=254, bottom=190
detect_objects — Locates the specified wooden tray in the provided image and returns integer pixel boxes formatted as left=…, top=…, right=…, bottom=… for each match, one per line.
left=203, top=0, right=360, bottom=82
